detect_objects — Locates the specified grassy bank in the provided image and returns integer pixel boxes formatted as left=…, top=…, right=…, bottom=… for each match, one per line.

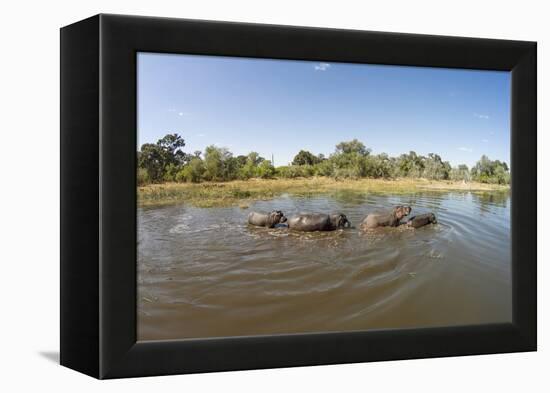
left=137, top=177, right=509, bottom=208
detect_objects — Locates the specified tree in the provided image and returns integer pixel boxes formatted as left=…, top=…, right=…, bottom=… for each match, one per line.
left=138, top=143, right=165, bottom=182
left=313, top=159, right=334, bottom=177
left=138, top=133, right=186, bottom=182
left=235, top=155, right=248, bottom=167
left=176, top=157, right=205, bottom=183
left=471, top=155, right=510, bottom=184
left=157, top=133, right=186, bottom=166
left=257, top=160, right=275, bottom=178
left=163, top=163, right=179, bottom=182
left=203, top=145, right=224, bottom=181
left=246, top=152, right=264, bottom=166
left=238, top=152, right=264, bottom=179
left=450, top=164, right=470, bottom=182
left=365, top=153, right=393, bottom=178
left=423, top=153, right=451, bottom=180
left=330, top=140, right=372, bottom=178
left=396, top=151, right=425, bottom=178
left=138, top=133, right=509, bottom=185
left=292, top=150, right=320, bottom=166
left=335, top=139, right=370, bottom=156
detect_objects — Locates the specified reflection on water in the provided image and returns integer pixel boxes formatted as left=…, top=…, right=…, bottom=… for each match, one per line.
left=137, top=191, right=512, bottom=341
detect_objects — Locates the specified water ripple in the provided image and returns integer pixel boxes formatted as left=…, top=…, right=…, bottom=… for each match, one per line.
left=138, top=191, right=512, bottom=340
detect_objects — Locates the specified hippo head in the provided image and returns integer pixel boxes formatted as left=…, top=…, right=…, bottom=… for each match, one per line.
left=267, top=210, right=286, bottom=227
left=394, top=205, right=412, bottom=220
left=428, top=212, right=437, bottom=224
left=332, top=213, right=351, bottom=228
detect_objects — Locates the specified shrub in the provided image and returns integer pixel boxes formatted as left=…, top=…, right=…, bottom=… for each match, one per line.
left=313, top=160, right=334, bottom=177
left=163, top=163, right=179, bottom=182
left=176, top=158, right=205, bottom=183
left=257, top=160, right=276, bottom=178
left=137, top=167, right=150, bottom=186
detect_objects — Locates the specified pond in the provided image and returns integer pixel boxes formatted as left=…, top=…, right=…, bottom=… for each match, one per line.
left=137, top=191, right=511, bottom=341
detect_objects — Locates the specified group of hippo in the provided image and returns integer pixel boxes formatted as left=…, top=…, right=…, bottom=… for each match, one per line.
left=248, top=206, right=437, bottom=232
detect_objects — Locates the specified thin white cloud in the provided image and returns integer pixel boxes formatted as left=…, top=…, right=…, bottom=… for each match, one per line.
left=474, top=113, right=490, bottom=120
left=314, top=62, right=331, bottom=71
left=482, top=139, right=489, bottom=143
left=196, top=133, right=205, bottom=137
left=458, top=147, right=473, bottom=153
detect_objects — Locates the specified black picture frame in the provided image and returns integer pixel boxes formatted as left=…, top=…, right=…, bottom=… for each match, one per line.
left=60, top=14, right=536, bottom=379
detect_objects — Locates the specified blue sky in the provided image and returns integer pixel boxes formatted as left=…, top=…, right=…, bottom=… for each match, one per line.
left=138, top=52, right=510, bottom=168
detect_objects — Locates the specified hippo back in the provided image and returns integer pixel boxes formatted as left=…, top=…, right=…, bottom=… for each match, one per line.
left=288, top=213, right=331, bottom=231
left=248, top=212, right=267, bottom=226
left=362, top=210, right=398, bottom=228
left=407, top=213, right=437, bottom=228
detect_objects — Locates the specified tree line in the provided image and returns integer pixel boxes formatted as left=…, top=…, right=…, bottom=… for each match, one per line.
left=137, top=134, right=510, bottom=186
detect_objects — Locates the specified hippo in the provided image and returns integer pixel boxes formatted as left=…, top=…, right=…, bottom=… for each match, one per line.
left=248, top=210, right=287, bottom=228
left=406, top=212, right=437, bottom=228
left=287, top=213, right=351, bottom=232
left=360, top=205, right=412, bottom=229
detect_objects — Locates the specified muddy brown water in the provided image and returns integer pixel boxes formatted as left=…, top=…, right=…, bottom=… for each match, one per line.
left=137, top=191, right=511, bottom=341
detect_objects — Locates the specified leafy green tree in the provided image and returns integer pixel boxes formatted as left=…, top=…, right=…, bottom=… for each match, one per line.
left=157, top=133, right=186, bottom=166
left=292, top=150, right=321, bottom=166
left=313, top=159, right=334, bottom=176
left=365, top=153, right=393, bottom=178
left=238, top=152, right=258, bottom=179
left=335, top=139, right=371, bottom=156
left=257, top=160, right=275, bottom=178
left=138, top=132, right=509, bottom=185
left=330, top=140, right=372, bottom=178
left=138, top=143, right=165, bottom=182
left=235, top=155, right=248, bottom=167
left=471, top=155, right=510, bottom=184
left=138, top=133, right=186, bottom=182
left=423, top=153, right=451, bottom=180
left=450, top=164, right=470, bottom=182
left=163, top=163, right=179, bottom=182
left=396, top=151, right=425, bottom=178
left=203, top=145, right=223, bottom=180
left=176, top=157, right=205, bottom=183
left=246, top=152, right=264, bottom=166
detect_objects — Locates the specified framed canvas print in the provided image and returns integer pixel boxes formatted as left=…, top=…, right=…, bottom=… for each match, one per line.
left=60, top=14, right=536, bottom=379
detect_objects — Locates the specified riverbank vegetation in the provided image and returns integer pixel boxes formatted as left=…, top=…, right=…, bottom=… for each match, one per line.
left=137, top=133, right=510, bottom=207
left=138, top=177, right=509, bottom=208
left=138, top=134, right=511, bottom=188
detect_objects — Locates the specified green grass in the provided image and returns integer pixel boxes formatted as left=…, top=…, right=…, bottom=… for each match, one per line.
left=137, top=177, right=509, bottom=208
